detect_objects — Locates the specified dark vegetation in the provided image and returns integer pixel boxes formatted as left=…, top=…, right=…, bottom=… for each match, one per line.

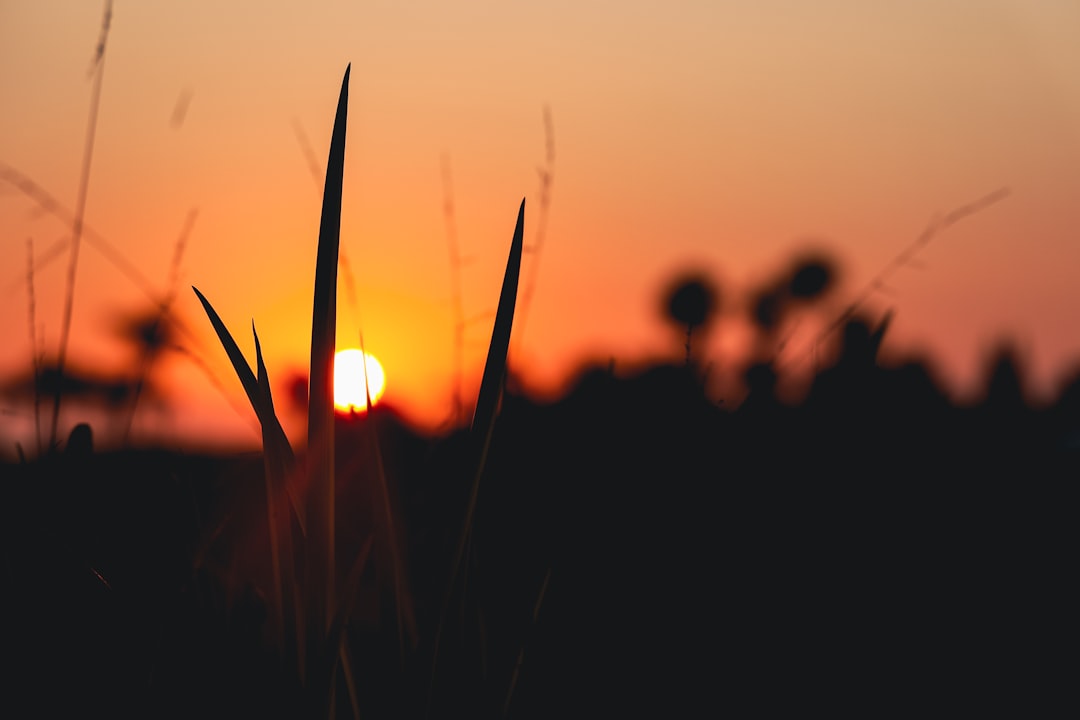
left=3, top=301, right=1077, bottom=718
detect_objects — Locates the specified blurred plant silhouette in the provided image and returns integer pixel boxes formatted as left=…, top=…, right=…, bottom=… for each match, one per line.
left=747, top=249, right=841, bottom=359
left=787, top=252, right=836, bottom=300
left=108, top=303, right=189, bottom=441
left=660, top=272, right=719, bottom=367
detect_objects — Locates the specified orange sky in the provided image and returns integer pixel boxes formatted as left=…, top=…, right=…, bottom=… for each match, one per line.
left=2, top=1, right=1079, bottom=451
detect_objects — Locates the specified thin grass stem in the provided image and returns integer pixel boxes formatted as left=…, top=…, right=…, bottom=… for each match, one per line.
left=360, top=332, right=417, bottom=661
left=0, top=164, right=163, bottom=303
left=49, top=0, right=112, bottom=450
left=782, top=186, right=1011, bottom=370
left=26, top=237, right=42, bottom=458
left=442, top=154, right=467, bottom=427
left=503, top=566, right=552, bottom=717
left=122, top=209, right=197, bottom=445
left=513, top=106, right=555, bottom=358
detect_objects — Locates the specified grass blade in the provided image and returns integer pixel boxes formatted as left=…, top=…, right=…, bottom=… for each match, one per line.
left=360, top=333, right=418, bottom=659
left=472, top=197, right=526, bottom=443
left=254, top=324, right=286, bottom=663
left=191, top=287, right=259, bottom=406
left=503, top=566, right=552, bottom=716
left=191, top=286, right=305, bottom=534
left=514, top=106, right=555, bottom=354
left=428, top=198, right=525, bottom=712
left=254, top=323, right=304, bottom=678
left=305, top=63, right=350, bottom=700
left=782, top=185, right=1011, bottom=370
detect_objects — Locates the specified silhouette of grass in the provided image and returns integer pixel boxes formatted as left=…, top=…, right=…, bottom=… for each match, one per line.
left=512, top=106, right=555, bottom=359
left=25, top=238, right=43, bottom=457
left=191, top=64, right=528, bottom=717
left=303, top=70, right=350, bottom=708
left=50, top=0, right=113, bottom=450
left=6, top=346, right=1073, bottom=716
left=356, top=330, right=417, bottom=666
left=503, top=564, right=552, bottom=716
left=782, top=186, right=1012, bottom=371
left=121, top=208, right=198, bottom=444
left=428, top=199, right=525, bottom=713
left=292, top=115, right=363, bottom=333
left=441, top=154, right=467, bottom=427
left=190, top=63, right=353, bottom=711
left=0, top=163, right=173, bottom=305
left=0, top=163, right=252, bottom=437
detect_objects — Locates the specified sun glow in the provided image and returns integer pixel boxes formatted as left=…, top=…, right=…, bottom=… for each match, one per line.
left=333, top=349, right=386, bottom=413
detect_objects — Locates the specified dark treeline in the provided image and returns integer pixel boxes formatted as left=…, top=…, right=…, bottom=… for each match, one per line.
left=1, top=247, right=1075, bottom=719
left=454, top=317, right=1077, bottom=718
left=2, top=312, right=1076, bottom=718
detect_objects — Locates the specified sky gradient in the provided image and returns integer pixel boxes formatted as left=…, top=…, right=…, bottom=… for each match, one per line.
left=2, top=1, right=1079, bottom=450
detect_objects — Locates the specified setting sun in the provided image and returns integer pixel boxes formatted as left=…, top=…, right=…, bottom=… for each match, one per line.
left=333, top=349, right=386, bottom=413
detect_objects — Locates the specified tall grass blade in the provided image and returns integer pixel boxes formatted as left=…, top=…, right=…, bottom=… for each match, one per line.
left=428, top=199, right=525, bottom=712
left=472, top=198, right=525, bottom=444
left=305, top=63, right=350, bottom=702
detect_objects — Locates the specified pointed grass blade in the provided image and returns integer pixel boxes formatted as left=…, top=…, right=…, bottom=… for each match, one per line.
left=471, top=197, right=525, bottom=444
left=429, top=199, right=525, bottom=706
left=305, top=63, right=350, bottom=689
left=192, top=286, right=260, bottom=408
left=462, top=197, right=525, bottom=571
left=254, top=322, right=297, bottom=471
left=192, top=286, right=305, bottom=533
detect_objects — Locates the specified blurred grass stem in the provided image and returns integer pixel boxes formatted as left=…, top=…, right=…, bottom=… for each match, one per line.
left=49, top=0, right=112, bottom=450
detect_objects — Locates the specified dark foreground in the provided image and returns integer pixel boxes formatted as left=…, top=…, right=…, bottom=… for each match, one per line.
left=2, top=351, right=1077, bottom=718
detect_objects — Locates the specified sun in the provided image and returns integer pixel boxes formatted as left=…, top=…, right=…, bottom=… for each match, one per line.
left=333, top=348, right=386, bottom=413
